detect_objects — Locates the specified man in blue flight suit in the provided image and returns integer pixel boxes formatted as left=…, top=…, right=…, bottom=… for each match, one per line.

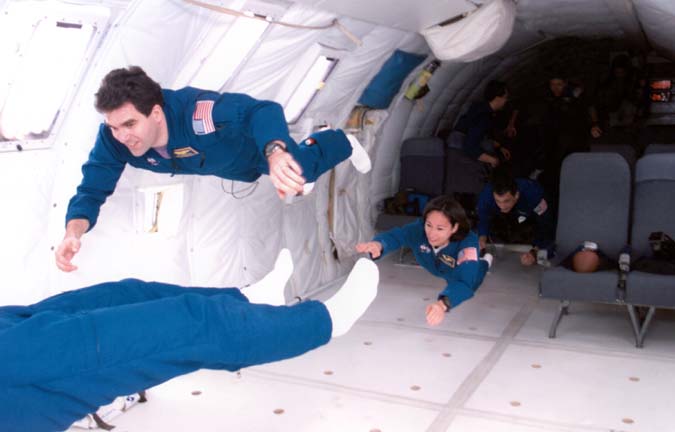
left=0, top=251, right=378, bottom=431
left=55, top=66, right=371, bottom=272
left=477, top=168, right=555, bottom=266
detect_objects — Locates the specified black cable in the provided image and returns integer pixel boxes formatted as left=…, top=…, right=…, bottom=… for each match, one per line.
left=220, top=179, right=258, bottom=199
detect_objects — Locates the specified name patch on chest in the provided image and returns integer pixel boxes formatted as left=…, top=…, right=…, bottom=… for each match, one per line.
left=173, top=146, right=200, bottom=158
left=439, top=254, right=456, bottom=268
left=192, top=100, right=216, bottom=135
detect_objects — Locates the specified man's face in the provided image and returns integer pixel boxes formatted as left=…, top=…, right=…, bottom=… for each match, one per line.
left=549, top=78, right=566, bottom=97
left=493, top=191, right=519, bottom=213
left=492, top=91, right=509, bottom=111
left=105, top=102, right=162, bottom=157
left=614, top=67, right=627, bottom=79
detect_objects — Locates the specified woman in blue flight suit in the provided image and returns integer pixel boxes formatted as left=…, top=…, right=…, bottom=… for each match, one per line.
left=356, top=195, right=491, bottom=326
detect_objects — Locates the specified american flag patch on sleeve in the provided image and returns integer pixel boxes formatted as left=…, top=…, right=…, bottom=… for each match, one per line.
left=192, top=100, right=216, bottom=135
left=457, top=247, right=478, bottom=265
left=534, top=198, right=548, bottom=216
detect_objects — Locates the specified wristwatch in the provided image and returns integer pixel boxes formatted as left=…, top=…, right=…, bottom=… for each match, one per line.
left=439, top=295, right=451, bottom=312
left=264, top=140, right=286, bottom=158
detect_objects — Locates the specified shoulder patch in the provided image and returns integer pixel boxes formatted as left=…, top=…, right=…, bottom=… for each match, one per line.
left=457, top=247, right=478, bottom=265
left=192, top=100, right=216, bottom=135
left=534, top=198, right=548, bottom=216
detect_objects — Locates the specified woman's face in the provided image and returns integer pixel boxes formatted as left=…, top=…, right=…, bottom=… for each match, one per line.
left=424, top=210, right=459, bottom=248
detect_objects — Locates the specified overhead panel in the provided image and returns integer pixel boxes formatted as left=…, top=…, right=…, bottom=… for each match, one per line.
left=289, top=0, right=478, bottom=32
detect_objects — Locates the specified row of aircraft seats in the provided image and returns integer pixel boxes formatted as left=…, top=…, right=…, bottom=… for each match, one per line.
left=399, top=137, right=675, bottom=202
left=398, top=136, right=486, bottom=198
left=540, top=152, right=675, bottom=348
left=590, top=142, right=675, bottom=169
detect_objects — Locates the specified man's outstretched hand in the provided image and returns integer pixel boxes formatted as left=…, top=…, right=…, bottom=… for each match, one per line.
left=55, top=218, right=89, bottom=272
left=55, top=236, right=81, bottom=272
left=267, top=148, right=305, bottom=199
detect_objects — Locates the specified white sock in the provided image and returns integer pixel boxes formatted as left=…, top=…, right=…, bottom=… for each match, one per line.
left=346, top=134, right=372, bottom=174
left=324, top=258, right=379, bottom=337
left=481, top=253, right=494, bottom=269
left=242, top=249, right=293, bottom=306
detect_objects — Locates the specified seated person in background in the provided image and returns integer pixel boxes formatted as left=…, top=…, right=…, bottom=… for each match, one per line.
left=0, top=250, right=379, bottom=432
left=356, top=196, right=492, bottom=326
left=477, top=168, right=555, bottom=266
left=448, top=80, right=512, bottom=168
left=560, top=241, right=616, bottom=273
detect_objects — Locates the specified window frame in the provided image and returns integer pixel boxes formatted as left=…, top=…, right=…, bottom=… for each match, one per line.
left=0, top=1, right=110, bottom=153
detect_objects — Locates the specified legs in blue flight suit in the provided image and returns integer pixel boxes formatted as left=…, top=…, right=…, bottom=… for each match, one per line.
left=0, top=254, right=379, bottom=432
left=0, top=280, right=331, bottom=431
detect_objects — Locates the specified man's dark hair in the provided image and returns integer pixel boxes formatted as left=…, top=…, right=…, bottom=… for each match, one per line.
left=548, top=71, right=567, bottom=81
left=95, top=66, right=163, bottom=115
left=492, top=166, right=518, bottom=196
left=422, top=195, right=470, bottom=241
left=483, top=80, right=508, bottom=102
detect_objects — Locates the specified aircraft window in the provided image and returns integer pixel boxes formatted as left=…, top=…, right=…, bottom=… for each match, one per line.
left=0, top=2, right=107, bottom=151
left=177, top=15, right=269, bottom=90
left=284, top=55, right=339, bottom=124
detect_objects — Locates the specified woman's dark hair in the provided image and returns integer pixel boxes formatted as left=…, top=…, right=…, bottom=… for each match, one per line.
left=95, top=66, right=164, bottom=115
left=483, top=80, right=508, bottom=102
left=422, top=195, right=470, bottom=241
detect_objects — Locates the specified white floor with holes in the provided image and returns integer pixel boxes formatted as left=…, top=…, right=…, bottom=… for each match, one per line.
left=68, top=249, right=675, bottom=432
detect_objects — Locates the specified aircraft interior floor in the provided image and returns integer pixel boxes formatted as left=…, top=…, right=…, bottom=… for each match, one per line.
left=68, top=249, right=675, bottom=432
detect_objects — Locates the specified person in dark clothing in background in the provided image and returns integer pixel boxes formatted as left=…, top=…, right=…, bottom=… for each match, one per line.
left=448, top=80, right=512, bottom=168
left=589, top=54, right=636, bottom=139
left=536, top=74, right=592, bottom=199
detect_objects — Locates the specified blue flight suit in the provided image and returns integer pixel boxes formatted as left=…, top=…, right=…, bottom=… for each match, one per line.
left=453, top=101, right=495, bottom=160
left=374, top=220, right=488, bottom=308
left=0, top=279, right=331, bottom=432
left=66, top=87, right=353, bottom=229
left=477, top=178, right=555, bottom=250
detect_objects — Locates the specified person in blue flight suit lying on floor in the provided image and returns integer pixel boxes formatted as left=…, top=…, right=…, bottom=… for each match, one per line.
left=0, top=250, right=378, bottom=432
left=355, top=195, right=491, bottom=326
left=476, top=168, right=555, bottom=266
left=55, top=66, right=371, bottom=272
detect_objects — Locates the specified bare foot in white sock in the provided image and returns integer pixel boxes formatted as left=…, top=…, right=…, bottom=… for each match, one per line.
left=242, top=249, right=293, bottom=306
left=346, top=134, right=372, bottom=174
left=324, top=258, right=378, bottom=337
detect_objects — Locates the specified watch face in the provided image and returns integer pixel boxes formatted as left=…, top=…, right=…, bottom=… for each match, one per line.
left=265, top=143, right=282, bottom=157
